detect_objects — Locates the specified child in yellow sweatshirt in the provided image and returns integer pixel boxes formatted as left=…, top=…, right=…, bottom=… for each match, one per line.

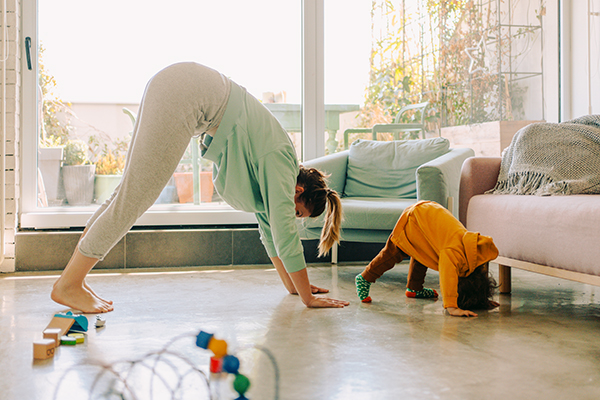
left=355, top=200, right=499, bottom=317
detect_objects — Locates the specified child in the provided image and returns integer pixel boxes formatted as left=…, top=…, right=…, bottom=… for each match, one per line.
left=355, top=200, right=499, bottom=317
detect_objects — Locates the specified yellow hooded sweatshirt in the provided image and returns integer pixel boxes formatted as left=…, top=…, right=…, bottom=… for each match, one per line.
left=391, top=201, right=499, bottom=309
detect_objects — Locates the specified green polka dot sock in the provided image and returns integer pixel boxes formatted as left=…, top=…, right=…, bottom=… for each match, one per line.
left=355, top=274, right=372, bottom=302
left=405, top=287, right=438, bottom=299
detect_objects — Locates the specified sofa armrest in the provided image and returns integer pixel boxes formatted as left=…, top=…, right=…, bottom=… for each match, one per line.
left=458, top=157, right=501, bottom=226
left=416, top=147, right=475, bottom=217
left=301, top=150, right=349, bottom=194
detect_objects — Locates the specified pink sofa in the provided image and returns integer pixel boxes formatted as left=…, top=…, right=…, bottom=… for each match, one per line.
left=459, top=157, right=600, bottom=293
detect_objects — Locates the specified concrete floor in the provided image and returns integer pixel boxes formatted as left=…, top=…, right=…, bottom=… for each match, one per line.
left=1, top=263, right=600, bottom=400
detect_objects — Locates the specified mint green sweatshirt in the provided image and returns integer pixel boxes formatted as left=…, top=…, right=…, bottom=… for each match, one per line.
left=202, top=82, right=306, bottom=273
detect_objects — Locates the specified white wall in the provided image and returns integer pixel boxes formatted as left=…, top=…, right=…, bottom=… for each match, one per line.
left=561, top=0, right=600, bottom=120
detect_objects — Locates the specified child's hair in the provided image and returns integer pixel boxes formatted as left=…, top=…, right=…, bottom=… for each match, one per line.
left=296, top=166, right=342, bottom=257
left=457, top=263, right=498, bottom=310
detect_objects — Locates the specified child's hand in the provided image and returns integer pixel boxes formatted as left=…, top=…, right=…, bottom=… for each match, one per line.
left=310, top=284, right=329, bottom=294
left=446, top=307, right=478, bottom=317
left=306, top=296, right=349, bottom=308
left=488, top=300, right=500, bottom=309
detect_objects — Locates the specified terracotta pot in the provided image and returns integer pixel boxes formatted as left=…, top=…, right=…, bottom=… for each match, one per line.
left=173, top=172, right=194, bottom=203
left=199, top=171, right=214, bottom=203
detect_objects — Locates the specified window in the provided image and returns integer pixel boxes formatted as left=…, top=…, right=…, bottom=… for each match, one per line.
left=323, top=0, right=371, bottom=153
left=22, top=0, right=305, bottom=228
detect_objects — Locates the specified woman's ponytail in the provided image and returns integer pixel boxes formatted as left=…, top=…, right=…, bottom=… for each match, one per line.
left=297, top=166, right=343, bottom=257
left=317, top=189, right=342, bottom=257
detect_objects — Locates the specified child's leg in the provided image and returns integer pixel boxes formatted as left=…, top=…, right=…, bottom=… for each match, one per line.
left=405, top=258, right=438, bottom=298
left=356, top=236, right=406, bottom=302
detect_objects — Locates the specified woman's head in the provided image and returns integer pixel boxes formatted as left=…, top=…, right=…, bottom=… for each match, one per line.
left=296, top=166, right=342, bottom=257
left=457, top=263, right=498, bottom=310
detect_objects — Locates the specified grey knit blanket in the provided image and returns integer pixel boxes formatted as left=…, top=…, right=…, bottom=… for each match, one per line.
left=488, top=115, right=600, bottom=195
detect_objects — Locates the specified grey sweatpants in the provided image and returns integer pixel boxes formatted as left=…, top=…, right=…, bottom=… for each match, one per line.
left=78, top=63, right=231, bottom=260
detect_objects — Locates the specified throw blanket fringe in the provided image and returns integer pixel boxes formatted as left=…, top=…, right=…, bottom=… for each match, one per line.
left=488, top=115, right=600, bottom=196
left=491, top=171, right=569, bottom=196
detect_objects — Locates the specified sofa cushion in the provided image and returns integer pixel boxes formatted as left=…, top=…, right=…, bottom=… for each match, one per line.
left=467, top=194, right=600, bottom=277
left=344, top=138, right=450, bottom=198
left=301, top=197, right=418, bottom=231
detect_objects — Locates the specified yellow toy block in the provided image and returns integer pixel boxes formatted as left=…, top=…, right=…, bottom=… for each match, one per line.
left=68, top=333, right=85, bottom=344
left=33, top=339, right=56, bottom=360
left=43, top=328, right=62, bottom=348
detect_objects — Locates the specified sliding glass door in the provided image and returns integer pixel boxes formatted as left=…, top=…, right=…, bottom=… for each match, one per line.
left=22, top=0, right=304, bottom=228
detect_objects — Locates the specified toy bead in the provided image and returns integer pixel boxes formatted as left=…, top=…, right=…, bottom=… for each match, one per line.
left=234, top=397, right=249, bottom=400
left=209, top=356, right=223, bottom=373
left=233, top=373, right=251, bottom=395
left=207, top=338, right=228, bottom=358
left=195, top=331, right=214, bottom=349
left=222, top=355, right=240, bottom=374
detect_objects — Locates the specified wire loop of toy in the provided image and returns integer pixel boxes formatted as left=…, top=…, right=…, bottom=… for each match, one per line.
left=51, top=330, right=280, bottom=400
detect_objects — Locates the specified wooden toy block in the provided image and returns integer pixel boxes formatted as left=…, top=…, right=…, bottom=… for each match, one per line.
left=45, top=316, right=75, bottom=337
left=43, top=328, right=63, bottom=348
left=68, top=333, right=85, bottom=344
left=60, top=336, right=77, bottom=346
left=33, top=339, right=56, bottom=360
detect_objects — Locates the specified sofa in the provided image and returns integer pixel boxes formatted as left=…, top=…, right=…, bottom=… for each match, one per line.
left=459, top=157, right=600, bottom=293
left=299, top=138, right=475, bottom=262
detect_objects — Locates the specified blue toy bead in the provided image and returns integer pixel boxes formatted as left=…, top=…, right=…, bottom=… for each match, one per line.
left=222, top=355, right=240, bottom=374
left=234, top=397, right=249, bottom=400
left=195, top=331, right=213, bottom=349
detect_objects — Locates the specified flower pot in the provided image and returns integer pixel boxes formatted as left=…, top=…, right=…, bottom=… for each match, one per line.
left=173, top=172, right=194, bottom=203
left=62, top=164, right=96, bottom=205
left=199, top=171, right=214, bottom=203
left=38, top=147, right=64, bottom=205
left=94, top=174, right=122, bottom=205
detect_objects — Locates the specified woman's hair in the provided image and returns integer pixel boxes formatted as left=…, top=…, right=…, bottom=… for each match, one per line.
left=457, top=263, right=498, bottom=310
left=297, top=166, right=342, bottom=257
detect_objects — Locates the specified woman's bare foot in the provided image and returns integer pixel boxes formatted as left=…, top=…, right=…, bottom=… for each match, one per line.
left=52, top=279, right=113, bottom=307
left=83, top=280, right=114, bottom=305
left=51, top=278, right=114, bottom=313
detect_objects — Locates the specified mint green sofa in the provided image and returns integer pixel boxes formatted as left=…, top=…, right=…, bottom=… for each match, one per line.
left=298, top=138, right=475, bottom=261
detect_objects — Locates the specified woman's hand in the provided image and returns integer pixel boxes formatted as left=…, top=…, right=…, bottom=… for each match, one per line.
left=310, top=284, right=329, bottom=294
left=306, top=295, right=349, bottom=308
left=446, top=307, right=478, bottom=317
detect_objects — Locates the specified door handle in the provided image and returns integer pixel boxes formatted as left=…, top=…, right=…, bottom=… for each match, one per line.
left=25, top=37, right=32, bottom=70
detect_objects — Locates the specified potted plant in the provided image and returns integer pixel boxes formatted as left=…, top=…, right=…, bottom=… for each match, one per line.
left=94, top=149, right=126, bottom=204
left=38, top=136, right=65, bottom=206
left=62, top=139, right=96, bottom=205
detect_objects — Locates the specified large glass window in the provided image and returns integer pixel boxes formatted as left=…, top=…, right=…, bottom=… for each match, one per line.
left=323, top=0, right=371, bottom=154
left=23, top=0, right=302, bottom=228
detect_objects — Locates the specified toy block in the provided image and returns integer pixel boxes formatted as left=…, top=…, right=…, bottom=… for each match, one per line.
left=60, top=336, right=77, bottom=346
left=43, top=328, right=63, bottom=348
left=45, top=316, right=75, bottom=337
left=33, top=339, right=56, bottom=360
left=54, top=311, right=88, bottom=333
left=95, top=315, right=105, bottom=328
left=68, top=333, right=85, bottom=344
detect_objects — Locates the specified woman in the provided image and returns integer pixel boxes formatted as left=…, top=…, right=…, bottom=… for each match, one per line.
left=51, top=62, right=348, bottom=313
